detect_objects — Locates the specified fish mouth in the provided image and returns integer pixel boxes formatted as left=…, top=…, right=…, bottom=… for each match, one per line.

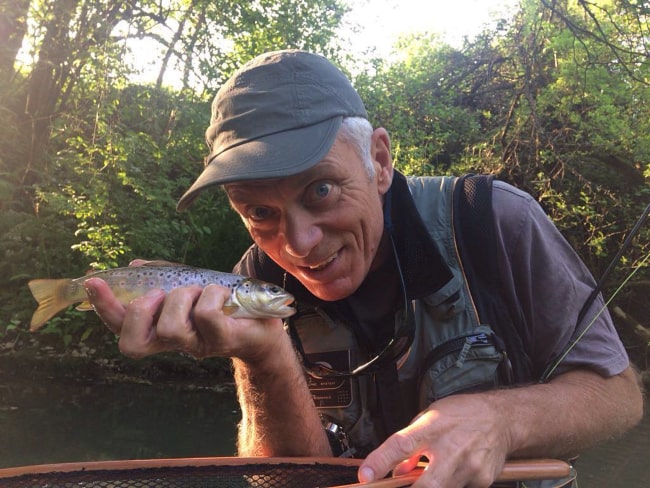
left=277, top=304, right=297, bottom=317
left=271, top=294, right=295, bottom=306
left=268, top=295, right=296, bottom=317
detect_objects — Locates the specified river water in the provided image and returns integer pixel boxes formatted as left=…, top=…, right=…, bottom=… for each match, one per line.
left=0, top=375, right=648, bottom=486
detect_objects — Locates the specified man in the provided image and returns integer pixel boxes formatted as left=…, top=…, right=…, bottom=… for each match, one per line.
left=86, top=50, right=643, bottom=487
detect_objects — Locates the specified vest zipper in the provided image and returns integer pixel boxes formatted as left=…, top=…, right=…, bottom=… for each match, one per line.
left=425, top=332, right=492, bottom=370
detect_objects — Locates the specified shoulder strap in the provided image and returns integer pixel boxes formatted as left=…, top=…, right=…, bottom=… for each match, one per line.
left=452, top=174, right=533, bottom=383
left=452, top=174, right=495, bottom=306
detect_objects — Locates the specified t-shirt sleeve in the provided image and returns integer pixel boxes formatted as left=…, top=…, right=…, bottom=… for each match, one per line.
left=232, top=243, right=287, bottom=287
left=232, top=244, right=258, bottom=276
left=491, top=180, right=629, bottom=379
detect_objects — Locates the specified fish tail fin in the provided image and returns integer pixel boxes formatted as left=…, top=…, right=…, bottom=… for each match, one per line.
left=27, top=279, right=73, bottom=331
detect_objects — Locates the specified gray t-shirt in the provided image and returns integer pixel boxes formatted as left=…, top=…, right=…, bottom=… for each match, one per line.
left=492, top=181, right=629, bottom=377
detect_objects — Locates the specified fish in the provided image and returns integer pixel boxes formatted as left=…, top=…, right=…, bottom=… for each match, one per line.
left=27, top=261, right=296, bottom=331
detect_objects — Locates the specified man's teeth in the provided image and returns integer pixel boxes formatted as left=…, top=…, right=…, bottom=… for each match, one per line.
left=309, top=254, right=336, bottom=270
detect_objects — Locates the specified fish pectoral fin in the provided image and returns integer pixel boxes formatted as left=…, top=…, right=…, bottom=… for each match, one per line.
left=222, top=304, right=239, bottom=316
left=223, top=293, right=244, bottom=317
left=75, top=301, right=94, bottom=311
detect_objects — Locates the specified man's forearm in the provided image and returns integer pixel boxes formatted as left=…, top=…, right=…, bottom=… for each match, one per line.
left=502, top=366, right=643, bottom=459
left=232, top=333, right=331, bottom=457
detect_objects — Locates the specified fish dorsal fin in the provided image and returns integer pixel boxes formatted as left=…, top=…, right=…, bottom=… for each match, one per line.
left=141, top=260, right=182, bottom=267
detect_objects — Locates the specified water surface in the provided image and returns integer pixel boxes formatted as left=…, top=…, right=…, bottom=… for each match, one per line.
left=0, top=374, right=648, bottom=487
left=0, top=379, right=238, bottom=468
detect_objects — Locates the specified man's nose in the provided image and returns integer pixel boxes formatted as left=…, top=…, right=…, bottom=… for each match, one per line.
left=282, top=211, right=322, bottom=259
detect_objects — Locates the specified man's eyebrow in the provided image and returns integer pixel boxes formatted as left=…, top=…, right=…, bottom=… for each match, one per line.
left=225, top=161, right=341, bottom=202
left=224, top=186, right=255, bottom=202
left=224, top=181, right=270, bottom=195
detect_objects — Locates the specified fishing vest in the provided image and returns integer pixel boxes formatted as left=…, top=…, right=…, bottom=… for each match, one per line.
left=235, top=173, right=571, bottom=486
left=288, top=174, right=529, bottom=457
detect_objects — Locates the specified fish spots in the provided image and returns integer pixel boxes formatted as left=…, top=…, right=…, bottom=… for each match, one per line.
left=240, top=281, right=252, bottom=296
left=30, top=264, right=295, bottom=330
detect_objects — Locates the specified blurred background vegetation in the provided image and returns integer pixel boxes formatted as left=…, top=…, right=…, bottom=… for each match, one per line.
left=0, top=0, right=648, bottom=370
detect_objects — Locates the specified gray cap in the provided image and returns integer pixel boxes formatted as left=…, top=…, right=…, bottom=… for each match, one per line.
left=177, top=50, right=368, bottom=211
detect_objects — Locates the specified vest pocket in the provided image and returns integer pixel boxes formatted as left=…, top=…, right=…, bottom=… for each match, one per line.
left=418, top=325, right=507, bottom=407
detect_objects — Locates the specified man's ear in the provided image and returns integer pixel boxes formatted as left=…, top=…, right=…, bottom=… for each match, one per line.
left=371, top=127, right=393, bottom=193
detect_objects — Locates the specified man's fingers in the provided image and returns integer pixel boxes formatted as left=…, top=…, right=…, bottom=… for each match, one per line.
left=155, top=286, right=204, bottom=353
left=358, top=410, right=439, bottom=483
left=359, top=432, right=418, bottom=482
left=392, top=455, right=420, bottom=477
left=117, top=289, right=166, bottom=358
left=84, top=278, right=126, bottom=334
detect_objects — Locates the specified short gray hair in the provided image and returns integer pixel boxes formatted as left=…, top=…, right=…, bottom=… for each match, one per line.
left=338, top=117, right=375, bottom=179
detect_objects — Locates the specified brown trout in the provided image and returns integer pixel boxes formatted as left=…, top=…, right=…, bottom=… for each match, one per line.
left=28, top=262, right=295, bottom=331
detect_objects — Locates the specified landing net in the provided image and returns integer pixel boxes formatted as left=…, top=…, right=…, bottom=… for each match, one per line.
left=0, top=456, right=575, bottom=488
left=0, top=457, right=360, bottom=488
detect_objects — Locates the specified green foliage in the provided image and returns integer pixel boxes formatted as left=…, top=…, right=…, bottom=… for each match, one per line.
left=37, top=311, right=93, bottom=350
left=222, top=0, right=349, bottom=64
left=0, top=0, right=344, bottom=347
left=0, top=0, right=647, bottom=359
left=353, top=0, right=649, bottom=353
left=0, top=209, right=80, bottom=330
left=356, top=33, right=482, bottom=176
left=0, top=319, right=20, bottom=339
left=29, top=83, right=252, bottom=273
left=489, top=0, right=650, bottom=277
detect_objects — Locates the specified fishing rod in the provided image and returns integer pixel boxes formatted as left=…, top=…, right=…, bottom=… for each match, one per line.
left=540, top=203, right=650, bottom=382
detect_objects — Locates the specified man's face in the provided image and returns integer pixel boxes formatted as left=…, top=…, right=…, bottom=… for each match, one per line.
left=226, top=128, right=393, bottom=301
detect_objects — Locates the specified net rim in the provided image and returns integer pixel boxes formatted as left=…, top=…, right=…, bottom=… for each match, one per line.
left=0, top=456, right=363, bottom=479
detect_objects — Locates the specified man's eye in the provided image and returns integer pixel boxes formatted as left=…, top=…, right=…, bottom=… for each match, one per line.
left=248, top=206, right=273, bottom=221
left=314, top=182, right=332, bottom=198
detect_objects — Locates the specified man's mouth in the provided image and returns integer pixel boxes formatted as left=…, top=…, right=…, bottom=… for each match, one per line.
left=306, top=253, right=337, bottom=271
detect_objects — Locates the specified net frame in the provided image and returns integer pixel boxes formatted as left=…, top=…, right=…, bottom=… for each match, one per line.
left=0, top=456, right=574, bottom=488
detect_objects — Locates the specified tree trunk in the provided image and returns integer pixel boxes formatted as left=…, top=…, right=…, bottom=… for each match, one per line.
left=22, top=0, right=79, bottom=185
left=0, top=0, right=31, bottom=83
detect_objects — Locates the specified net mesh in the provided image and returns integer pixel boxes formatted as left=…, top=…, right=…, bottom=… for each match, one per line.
left=0, top=462, right=359, bottom=488
left=0, top=459, right=575, bottom=488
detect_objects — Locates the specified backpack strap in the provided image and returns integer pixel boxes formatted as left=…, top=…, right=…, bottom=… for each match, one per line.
left=452, top=174, right=533, bottom=384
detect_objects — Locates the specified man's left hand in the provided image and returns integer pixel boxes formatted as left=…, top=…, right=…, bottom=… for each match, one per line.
left=359, top=392, right=510, bottom=488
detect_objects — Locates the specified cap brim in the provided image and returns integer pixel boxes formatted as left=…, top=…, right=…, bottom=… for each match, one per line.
left=176, top=116, right=342, bottom=211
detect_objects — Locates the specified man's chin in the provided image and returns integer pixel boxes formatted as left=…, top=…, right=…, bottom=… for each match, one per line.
left=300, top=278, right=360, bottom=302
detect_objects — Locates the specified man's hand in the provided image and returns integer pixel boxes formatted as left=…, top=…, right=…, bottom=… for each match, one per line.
left=83, top=260, right=286, bottom=361
left=359, top=367, right=642, bottom=488
left=359, top=393, right=509, bottom=488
